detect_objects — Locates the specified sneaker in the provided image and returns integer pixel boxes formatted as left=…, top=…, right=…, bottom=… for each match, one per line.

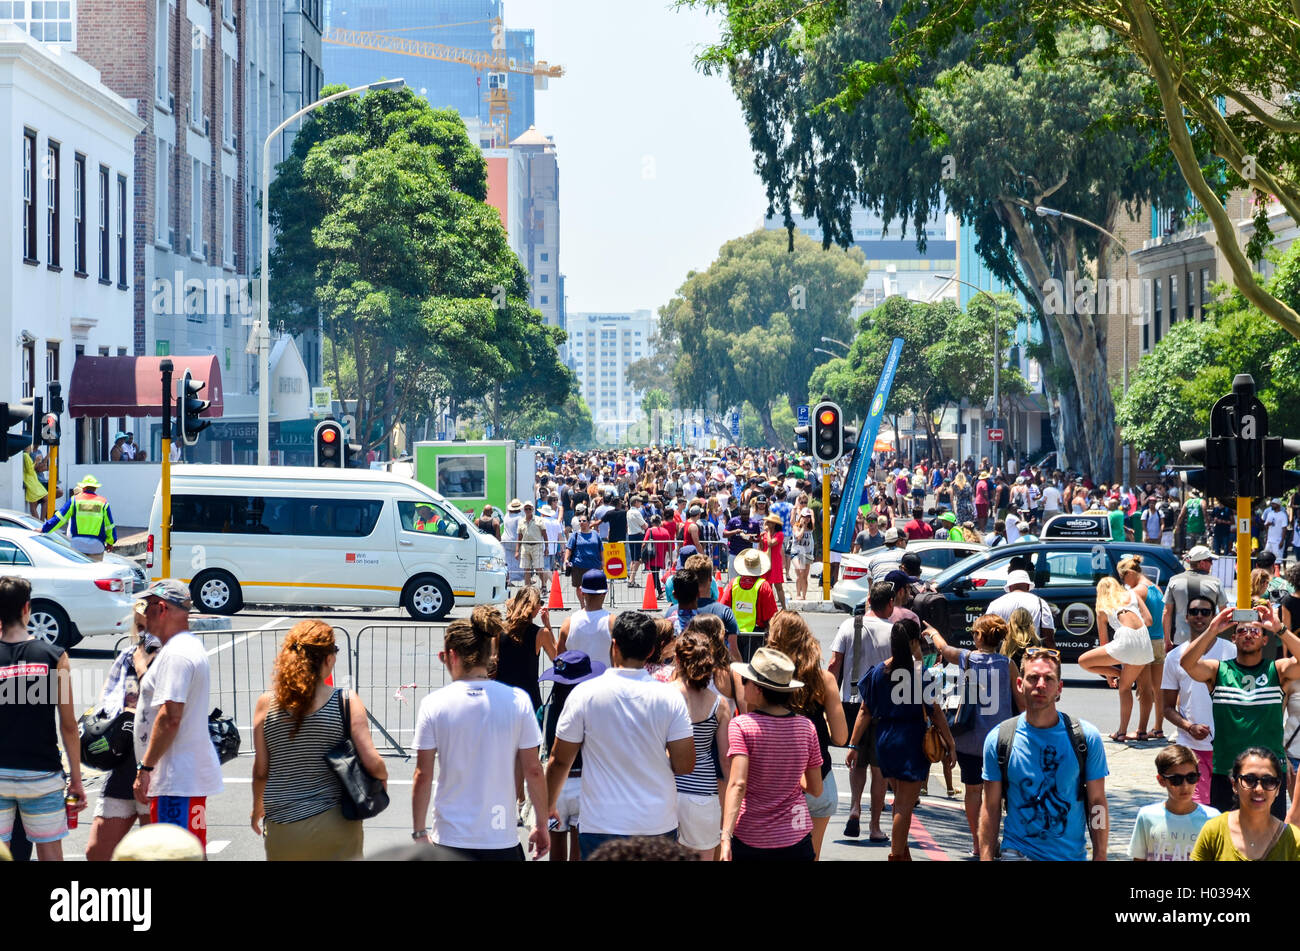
left=843, top=815, right=860, bottom=838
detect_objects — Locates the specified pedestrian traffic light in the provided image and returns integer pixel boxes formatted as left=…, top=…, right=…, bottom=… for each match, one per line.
left=0, top=402, right=33, bottom=462
left=177, top=371, right=210, bottom=447
left=1179, top=437, right=1236, bottom=499
left=1263, top=437, right=1300, bottom=499
left=40, top=412, right=60, bottom=447
left=47, top=381, right=62, bottom=416
left=315, top=420, right=344, bottom=467
left=812, top=401, right=843, bottom=463
left=794, top=424, right=811, bottom=454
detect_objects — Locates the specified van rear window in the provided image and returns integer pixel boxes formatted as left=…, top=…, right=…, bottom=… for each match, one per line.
left=171, top=496, right=383, bottom=537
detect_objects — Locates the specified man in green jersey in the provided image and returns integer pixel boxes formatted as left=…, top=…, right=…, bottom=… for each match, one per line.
left=1176, top=489, right=1207, bottom=552
left=1181, top=603, right=1300, bottom=819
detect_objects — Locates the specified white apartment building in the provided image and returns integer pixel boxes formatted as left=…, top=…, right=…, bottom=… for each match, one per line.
left=567, top=309, right=655, bottom=443
left=0, top=25, right=143, bottom=510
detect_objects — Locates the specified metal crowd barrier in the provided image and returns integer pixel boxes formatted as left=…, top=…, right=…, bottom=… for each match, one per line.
left=351, top=623, right=449, bottom=756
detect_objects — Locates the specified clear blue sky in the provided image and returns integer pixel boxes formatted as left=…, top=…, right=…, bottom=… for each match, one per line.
left=502, top=0, right=769, bottom=314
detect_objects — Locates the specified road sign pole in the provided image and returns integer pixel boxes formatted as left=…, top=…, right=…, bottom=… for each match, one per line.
left=822, top=464, right=832, bottom=601
left=160, top=359, right=173, bottom=579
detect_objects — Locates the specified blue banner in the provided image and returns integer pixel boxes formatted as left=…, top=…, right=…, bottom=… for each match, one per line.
left=831, top=337, right=904, bottom=553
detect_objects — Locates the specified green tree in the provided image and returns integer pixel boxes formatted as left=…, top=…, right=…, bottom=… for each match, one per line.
left=269, top=86, right=567, bottom=452
left=661, top=229, right=868, bottom=447
left=1117, top=243, right=1300, bottom=458
left=686, top=6, right=1187, bottom=478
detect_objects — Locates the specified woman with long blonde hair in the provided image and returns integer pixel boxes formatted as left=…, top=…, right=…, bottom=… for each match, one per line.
left=765, top=611, right=848, bottom=859
left=252, top=620, right=387, bottom=859
left=1001, top=607, right=1041, bottom=668
left=1078, top=576, right=1154, bottom=742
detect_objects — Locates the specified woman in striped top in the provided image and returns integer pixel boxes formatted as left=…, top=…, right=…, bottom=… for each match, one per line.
left=721, top=647, right=822, bottom=861
left=672, top=620, right=732, bottom=859
left=251, top=620, right=387, bottom=860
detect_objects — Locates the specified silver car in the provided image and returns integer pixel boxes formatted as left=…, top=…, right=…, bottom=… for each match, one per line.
left=0, top=508, right=147, bottom=592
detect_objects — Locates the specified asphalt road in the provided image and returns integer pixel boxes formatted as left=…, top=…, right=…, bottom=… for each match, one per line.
left=60, top=599, right=1153, bottom=862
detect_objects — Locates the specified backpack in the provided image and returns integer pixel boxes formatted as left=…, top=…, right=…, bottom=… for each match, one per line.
left=911, top=589, right=951, bottom=637
left=996, top=713, right=1089, bottom=813
left=942, top=652, right=977, bottom=735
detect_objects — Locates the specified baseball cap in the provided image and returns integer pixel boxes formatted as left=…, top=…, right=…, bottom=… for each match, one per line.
left=883, top=527, right=901, bottom=544
left=139, top=579, right=192, bottom=610
left=882, top=569, right=917, bottom=590
left=579, top=569, right=609, bottom=595
left=1185, top=545, right=1214, bottom=562
left=677, top=545, right=699, bottom=568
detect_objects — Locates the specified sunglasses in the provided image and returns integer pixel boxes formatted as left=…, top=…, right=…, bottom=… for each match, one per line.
left=1161, top=771, right=1200, bottom=787
left=1235, top=773, right=1281, bottom=791
left=1023, top=647, right=1061, bottom=659
left=1187, top=607, right=1214, bottom=617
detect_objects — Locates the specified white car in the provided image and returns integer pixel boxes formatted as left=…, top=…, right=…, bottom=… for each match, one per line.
left=0, top=527, right=136, bottom=648
left=0, top=508, right=147, bottom=590
left=830, top=539, right=988, bottom=613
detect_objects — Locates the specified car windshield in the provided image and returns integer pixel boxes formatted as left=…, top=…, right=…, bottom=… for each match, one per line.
left=28, top=534, right=94, bottom=563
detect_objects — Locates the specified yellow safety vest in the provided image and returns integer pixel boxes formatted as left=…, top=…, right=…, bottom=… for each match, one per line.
left=730, top=578, right=761, bottom=633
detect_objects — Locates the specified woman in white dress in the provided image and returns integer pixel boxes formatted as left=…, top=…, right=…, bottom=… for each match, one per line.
left=1078, top=576, right=1154, bottom=742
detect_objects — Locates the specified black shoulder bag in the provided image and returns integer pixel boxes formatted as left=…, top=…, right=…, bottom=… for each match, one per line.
left=326, top=690, right=389, bottom=820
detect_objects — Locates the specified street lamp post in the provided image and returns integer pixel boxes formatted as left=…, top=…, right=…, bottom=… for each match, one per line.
left=820, top=336, right=851, bottom=351
left=258, top=77, right=405, bottom=465
left=1035, top=205, right=1133, bottom=489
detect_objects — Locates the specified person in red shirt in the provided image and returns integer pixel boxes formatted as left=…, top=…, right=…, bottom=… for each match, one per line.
left=904, top=507, right=934, bottom=541
left=721, top=548, right=780, bottom=663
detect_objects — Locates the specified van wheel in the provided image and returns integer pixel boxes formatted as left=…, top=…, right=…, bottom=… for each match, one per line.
left=28, top=600, right=71, bottom=648
left=192, top=570, right=243, bottom=615
left=403, top=575, right=453, bottom=621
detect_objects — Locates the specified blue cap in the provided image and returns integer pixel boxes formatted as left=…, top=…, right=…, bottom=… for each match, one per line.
left=580, top=569, right=608, bottom=595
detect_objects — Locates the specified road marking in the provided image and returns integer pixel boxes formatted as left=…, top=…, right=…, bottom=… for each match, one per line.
left=206, top=616, right=287, bottom=655
left=908, top=816, right=950, bottom=861
left=206, top=839, right=230, bottom=854
left=221, top=776, right=415, bottom=785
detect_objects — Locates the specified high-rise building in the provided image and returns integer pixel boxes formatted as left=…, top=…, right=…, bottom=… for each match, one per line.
left=567, top=311, right=655, bottom=442
left=322, top=0, right=535, bottom=143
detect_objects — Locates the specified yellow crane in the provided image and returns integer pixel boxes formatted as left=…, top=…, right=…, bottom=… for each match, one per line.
left=322, top=16, right=564, bottom=144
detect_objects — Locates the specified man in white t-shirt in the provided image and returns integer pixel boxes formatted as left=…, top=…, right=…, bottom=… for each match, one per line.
left=1263, top=499, right=1289, bottom=559
left=132, top=580, right=223, bottom=850
left=1041, top=483, right=1062, bottom=516
left=546, top=611, right=694, bottom=859
left=1005, top=511, right=1022, bottom=543
left=412, top=639, right=546, bottom=860
left=827, top=582, right=895, bottom=841
left=1161, top=595, right=1237, bottom=806
left=988, top=570, right=1056, bottom=648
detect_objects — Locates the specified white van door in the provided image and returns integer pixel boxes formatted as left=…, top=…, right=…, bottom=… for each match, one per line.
left=394, top=498, right=476, bottom=600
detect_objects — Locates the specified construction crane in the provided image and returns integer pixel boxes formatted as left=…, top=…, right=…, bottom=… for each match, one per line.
left=322, top=16, right=563, bottom=144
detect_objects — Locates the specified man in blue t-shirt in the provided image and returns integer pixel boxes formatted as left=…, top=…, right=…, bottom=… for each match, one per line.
left=980, top=650, right=1109, bottom=861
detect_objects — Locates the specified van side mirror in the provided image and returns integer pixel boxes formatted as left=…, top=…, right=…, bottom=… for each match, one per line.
left=952, top=578, right=972, bottom=595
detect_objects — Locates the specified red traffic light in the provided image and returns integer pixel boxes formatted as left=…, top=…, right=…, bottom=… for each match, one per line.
left=321, top=428, right=338, bottom=444
left=818, top=409, right=837, bottom=425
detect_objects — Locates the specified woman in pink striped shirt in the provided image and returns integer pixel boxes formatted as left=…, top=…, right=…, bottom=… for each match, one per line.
left=720, top=647, right=823, bottom=861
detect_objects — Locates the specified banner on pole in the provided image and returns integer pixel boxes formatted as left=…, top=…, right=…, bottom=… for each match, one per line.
left=831, top=337, right=904, bottom=553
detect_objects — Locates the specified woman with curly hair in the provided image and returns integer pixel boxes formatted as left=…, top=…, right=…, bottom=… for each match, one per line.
left=672, top=620, right=733, bottom=859
left=252, top=620, right=387, bottom=860
left=765, top=611, right=847, bottom=859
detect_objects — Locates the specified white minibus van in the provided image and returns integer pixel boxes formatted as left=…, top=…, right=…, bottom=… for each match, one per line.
left=146, top=465, right=508, bottom=620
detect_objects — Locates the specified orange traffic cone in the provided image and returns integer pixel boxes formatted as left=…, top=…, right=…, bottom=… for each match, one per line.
left=642, top=577, right=659, bottom=611
left=547, top=570, right=565, bottom=610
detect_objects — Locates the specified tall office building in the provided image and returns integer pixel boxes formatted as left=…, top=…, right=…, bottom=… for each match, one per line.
left=567, top=311, right=655, bottom=442
left=322, top=0, right=535, bottom=143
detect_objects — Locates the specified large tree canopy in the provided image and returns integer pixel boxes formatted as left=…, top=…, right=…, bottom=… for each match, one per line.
left=686, top=2, right=1187, bottom=479
left=661, top=229, right=867, bottom=446
left=269, top=86, right=573, bottom=450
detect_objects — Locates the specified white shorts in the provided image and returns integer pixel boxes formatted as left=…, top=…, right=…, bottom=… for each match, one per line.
left=675, top=791, right=721, bottom=851
left=94, top=795, right=150, bottom=820
left=552, top=776, right=581, bottom=832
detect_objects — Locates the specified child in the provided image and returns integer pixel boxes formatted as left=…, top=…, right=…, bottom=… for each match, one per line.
left=1129, top=744, right=1220, bottom=861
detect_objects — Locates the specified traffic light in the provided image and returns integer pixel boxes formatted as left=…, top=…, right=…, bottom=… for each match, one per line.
left=842, top=424, right=859, bottom=457
left=794, top=424, right=811, bottom=454
left=315, top=420, right=344, bottom=467
left=177, top=371, right=210, bottom=446
left=0, top=402, right=33, bottom=462
left=344, top=439, right=362, bottom=468
left=1180, top=437, right=1236, bottom=499
left=40, top=412, right=60, bottom=446
left=1264, top=437, right=1300, bottom=499
left=812, top=401, right=843, bottom=463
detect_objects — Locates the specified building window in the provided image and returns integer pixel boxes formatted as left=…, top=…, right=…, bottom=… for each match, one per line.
left=541, top=295, right=549, bottom=304
left=1168, top=274, right=1177, bottom=328
left=73, top=153, right=85, bottom=273
left=46, top=141, right=59, bottom=267
left=1200, top=268, right=1211, bottom=311
left=1150, top=277, right=1162, bottom=348
left=117, top=174, right=127, bottom=287
left=540, top=252, right=549, bottom=262
left=20, top=0, right=73, bottom=42
left=45, top=342, right=59, bottom=387
left=191, top=158, right=202, bottom=254
left=155, top=0, right=169, bottom=103
left=223, top=175, right=233, bottom=266
left=191, top=30, right=204, bottom=124
left=98, top=165, right=110, bottom=282
left=222, top=54, right=233, bottom=147
left=1186, top=271, right=1195, bottom=320
left=155, top=139, right=170, bottom=243
left=22, top=129, right=37, bottom=262
left=540, top=273, right=549, bottom=284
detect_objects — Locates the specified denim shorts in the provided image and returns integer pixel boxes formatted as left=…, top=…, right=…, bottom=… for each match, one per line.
left=804, top=769, right=839, bottom=819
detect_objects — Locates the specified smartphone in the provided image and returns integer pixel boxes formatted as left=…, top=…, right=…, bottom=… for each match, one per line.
left=1232, top=608, right=1260, bottom=623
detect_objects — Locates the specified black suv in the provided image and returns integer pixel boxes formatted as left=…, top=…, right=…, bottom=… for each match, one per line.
left=930, top=541, right=1185, bottom=662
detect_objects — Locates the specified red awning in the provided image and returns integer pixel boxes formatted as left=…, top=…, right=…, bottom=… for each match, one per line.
left=68, top=356, right=224, bottom=418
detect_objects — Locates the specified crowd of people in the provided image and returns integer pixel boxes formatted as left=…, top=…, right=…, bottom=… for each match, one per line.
left=5, top=443, right=1300, bottom=863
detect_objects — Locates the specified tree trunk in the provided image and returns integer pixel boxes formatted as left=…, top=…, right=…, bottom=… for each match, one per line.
left=759, top=403, right=781, bottom=449
left=493, top=380, right=501, bottom=436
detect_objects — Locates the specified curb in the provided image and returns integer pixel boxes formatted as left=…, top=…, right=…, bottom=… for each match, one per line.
left=190, top=615, right=233, bottom=632
left=788, top=600, right=842, bottom=613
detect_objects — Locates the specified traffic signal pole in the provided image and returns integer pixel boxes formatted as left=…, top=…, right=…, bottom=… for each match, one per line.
left=1237, top=496, right=1252, bottom=612
left=160, top=359, right=173, bottom=579
left=822, top=465, right=832, bottom=601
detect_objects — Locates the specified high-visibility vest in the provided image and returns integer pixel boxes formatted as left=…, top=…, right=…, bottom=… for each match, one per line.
left=63, top=494, right=112, bottom=542
left=730, top=578, right=761, bottom=633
